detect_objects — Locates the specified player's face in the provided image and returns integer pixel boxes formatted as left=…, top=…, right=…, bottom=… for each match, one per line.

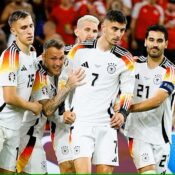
left=75, top=21, right=98, bottom=42
left=145, top=31, right=168, bottom=59
left=102, top=20, right=126, bottom=46
left=11, top=16, right=34, bottom=47
left=43, top=47, right=64, bottom=76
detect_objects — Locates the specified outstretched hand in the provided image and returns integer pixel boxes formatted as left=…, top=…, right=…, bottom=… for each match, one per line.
left=66, top=68, right=86, bottom=90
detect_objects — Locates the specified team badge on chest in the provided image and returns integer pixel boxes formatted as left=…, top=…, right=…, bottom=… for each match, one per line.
left=107, top=63, right=116, bottom=74
left=153, top=74, right=162, bottom=85
left=8, top=72, right=16, bottom=82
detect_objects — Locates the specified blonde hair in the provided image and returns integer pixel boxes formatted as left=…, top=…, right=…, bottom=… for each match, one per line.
left=77, top=15, right=100, bottom=28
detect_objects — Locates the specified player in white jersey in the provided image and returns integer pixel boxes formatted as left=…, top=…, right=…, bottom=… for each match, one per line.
left=0, top=10, right=43, bottom=174
left=124, top=25, right=175, bottom=174
left=61, top=10, right=135, bottom=173
left=16, top=39, right=85, bottom=174
left=52, top=15, right=100, bottom=173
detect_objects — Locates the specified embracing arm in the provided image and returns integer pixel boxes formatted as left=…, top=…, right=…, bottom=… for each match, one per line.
left=42, top=68, right=85, bottom=117
left=3, top=86, right=42, bottom=115
left=130, top=89, right=169, bottom=112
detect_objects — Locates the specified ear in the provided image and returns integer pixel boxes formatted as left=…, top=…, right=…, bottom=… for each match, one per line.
left=10, top=27, right=17, bottom=36
left=144, top=39, right=147, bottom=47
left=74, top=28, right=79, bottom=37
left=165, top=40, right=168, bottom=49
left=42, top=52, right=45, bottom=62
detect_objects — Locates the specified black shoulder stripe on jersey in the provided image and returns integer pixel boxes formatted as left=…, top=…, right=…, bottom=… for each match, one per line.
left=0, top=103, right=6, bottom=112
left=81, top=39, right=96, bottom=47
left=11, top=41, right=20, bottom=52
left=81, top=39, right=96, bottom=49
left=37, top=61, right=47, bottom=75
left=111, top=45, right=131, bottom=58
left=160, top=57, right=175, bottom=69
left=64, top=45, right=73, bottom=55
left=136, top=56, right=147, bottom=63
left=161, top=113, right=169, bottom=143
left=12, top=41, right=35, bottom=52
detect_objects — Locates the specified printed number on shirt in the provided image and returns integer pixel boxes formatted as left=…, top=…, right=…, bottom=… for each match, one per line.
left=137, top=84, right=150, bottom=98
left=27, top=74, right=35, bottom=88
left=159, top=155, right=167, bottom=168
left=91, top=73, right=99, bottom=86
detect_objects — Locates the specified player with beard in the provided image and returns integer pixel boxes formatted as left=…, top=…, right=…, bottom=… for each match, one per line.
left=124, top=25, right=175, bottom=174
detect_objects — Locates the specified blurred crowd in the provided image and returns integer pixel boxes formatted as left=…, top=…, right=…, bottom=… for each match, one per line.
left=0, top=0, right=175, bottom=63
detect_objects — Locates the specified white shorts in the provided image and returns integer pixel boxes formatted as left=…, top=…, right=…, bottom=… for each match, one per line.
left=71, top=124, right=119, bottom=166
left=17, top=135, right=47, bottom=174
left=129, top=138, right=170, bottom=173
left=0, top=126, right=20, bottom=172
left=51, top=122, right=73, bottom=164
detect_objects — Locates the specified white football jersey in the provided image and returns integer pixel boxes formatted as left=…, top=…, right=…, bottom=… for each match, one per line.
left=0, top=42, right=37, bottom=130
left=60, top=40, right=135, bottom=126
left=21, top=56, right=55, bottom=136
left=124, top=56, right=175, bottom=144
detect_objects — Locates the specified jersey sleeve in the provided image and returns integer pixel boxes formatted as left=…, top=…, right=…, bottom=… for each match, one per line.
left=159, top=66, right=175, bottom=95
left=119, top=54, right=135, bottom=117
left=0, top=49, right=19, bottom=87
left=31, top=70, right=49, bottom=101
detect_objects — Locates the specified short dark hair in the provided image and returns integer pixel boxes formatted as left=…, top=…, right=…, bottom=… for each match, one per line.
left=8, top=10, right=32, bottom=27
left=145, top=25, right=168, bottom=41
left=43, top=39, right=64, bottom=51
left=104, top=10, right=127, bottom=24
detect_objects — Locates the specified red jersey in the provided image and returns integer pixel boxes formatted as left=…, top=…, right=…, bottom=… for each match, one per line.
left=132, top=1, right=164, bottom=40
left=165, top=8, right=175, bottom=49
left=50, top=5, right=78, bottom=44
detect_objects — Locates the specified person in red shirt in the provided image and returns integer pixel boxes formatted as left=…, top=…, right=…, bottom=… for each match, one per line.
left=165, top=0, right=175, bottom=64
left=130, top=0, right=164, bottom=56
left=50, top=0, right=78, bottom=44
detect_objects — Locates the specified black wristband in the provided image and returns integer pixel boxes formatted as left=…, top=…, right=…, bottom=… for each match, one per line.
left=119, top=108, right=129, bottom=121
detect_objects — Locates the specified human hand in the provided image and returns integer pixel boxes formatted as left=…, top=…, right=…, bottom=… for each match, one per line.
left=110, top=112, right=125, bottom=129
left=66, top=68, right=86, bottom=90
left=63, top=111, right=76, bottom=124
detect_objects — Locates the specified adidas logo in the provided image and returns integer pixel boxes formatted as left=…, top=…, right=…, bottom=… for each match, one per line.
left=81, top=62, right=89, bottom=68
left=112, top=157, right=117, bottom=162
left=21, top=65, right=27, bottom=71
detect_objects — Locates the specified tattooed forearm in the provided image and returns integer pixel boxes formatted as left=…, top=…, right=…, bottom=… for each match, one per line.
left=42, top=86, right=71, bottom=117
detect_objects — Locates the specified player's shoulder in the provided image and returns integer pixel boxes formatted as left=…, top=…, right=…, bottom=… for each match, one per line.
left=4, top=42, right=20, bottom=54
left=73, top=40, right=96, bottom=50
left=35, top=57, right=47, bottom=75
left=160, top=57, right=175, bottom=70
left=134, top=55, right=147, bottom=63
left=68, top=40, right=96, bottom=59
left=0, top=42, right=20, bottom=69
left=112, top=45, right=135, bottom=71
left=64, top=44, right=73, bottom=55
left=111, top=44, right=132, bottom=59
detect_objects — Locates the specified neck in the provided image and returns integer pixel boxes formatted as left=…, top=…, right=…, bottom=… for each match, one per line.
left=97, top=36, right=113, bottom=51
left=147, top=55, right=164, bottom=69
left=16, top=40, right=30, bottom=55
